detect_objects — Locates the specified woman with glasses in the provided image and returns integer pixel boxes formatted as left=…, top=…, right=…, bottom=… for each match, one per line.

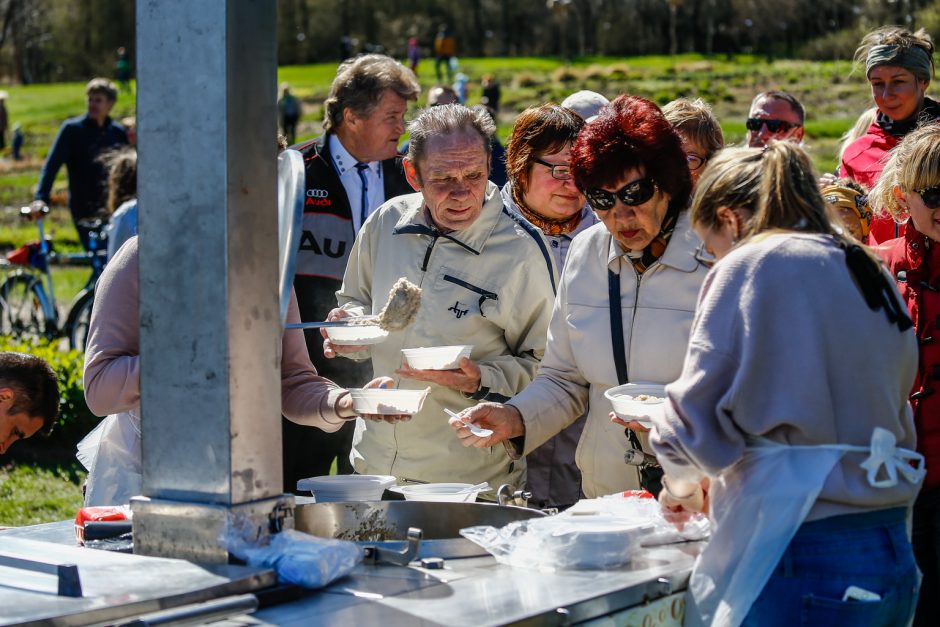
left=871, top=123, right=940, bottom=627
left=449, top=95, right=708, bottom=498
left=662, top=98, right=724, bottom=187
left=652, top=140, right=920, bottom=626
left=500, top=103, right=596, bottom=509
left=842, top=26, right=939, bottom=243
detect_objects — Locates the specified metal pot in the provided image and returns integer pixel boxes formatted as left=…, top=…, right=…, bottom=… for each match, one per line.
left=293, top=500, right=545, bottom=560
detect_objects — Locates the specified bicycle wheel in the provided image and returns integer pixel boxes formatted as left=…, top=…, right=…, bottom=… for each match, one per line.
left=65, top=288, right=95, bottom=352
left=0, top=272, right=56, bottom=341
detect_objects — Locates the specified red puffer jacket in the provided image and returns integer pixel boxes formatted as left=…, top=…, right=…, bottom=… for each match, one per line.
left=877, top=231, right=940, bottom=489
left=841, top=123, right=906, bottom=245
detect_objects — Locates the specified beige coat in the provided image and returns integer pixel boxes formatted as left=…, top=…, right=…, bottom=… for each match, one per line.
left=510, top=211, right=708, bottom=497
left=337, top=184, right=557, bottom=488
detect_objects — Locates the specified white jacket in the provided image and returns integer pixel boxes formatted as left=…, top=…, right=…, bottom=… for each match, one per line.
left=510, top=211, right=708, bottom=497
left=338, top=183, right=557, bottom=488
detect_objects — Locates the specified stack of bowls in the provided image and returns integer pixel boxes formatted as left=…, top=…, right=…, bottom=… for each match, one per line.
left=296, top=474, right=396, bottom=503
left=395, top=483, right=487, bottom=503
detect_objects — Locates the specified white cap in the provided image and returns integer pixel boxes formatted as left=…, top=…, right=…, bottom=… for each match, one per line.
left=561, top=90, right=609, bottom=122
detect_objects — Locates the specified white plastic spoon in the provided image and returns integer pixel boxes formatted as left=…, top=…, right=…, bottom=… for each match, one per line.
left=444, top=408, right=495, bottom=438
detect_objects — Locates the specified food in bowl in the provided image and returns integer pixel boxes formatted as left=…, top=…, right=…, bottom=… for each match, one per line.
left=349, top=387, right=430, bottom=415
left=324, top=324, right=389, bottom=345
left=604, top=382, right=667, bottom=427
left=402, top=345, right=473, bottom=370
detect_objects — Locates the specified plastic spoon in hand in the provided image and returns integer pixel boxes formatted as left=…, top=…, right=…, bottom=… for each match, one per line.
left=444, top=408, right=494, bottom=438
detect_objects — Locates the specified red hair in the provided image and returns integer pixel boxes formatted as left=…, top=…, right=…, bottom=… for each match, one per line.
left=572, top=95, right=691, bottom=214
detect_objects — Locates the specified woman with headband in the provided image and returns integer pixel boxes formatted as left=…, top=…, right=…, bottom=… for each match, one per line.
left=842, top=26, right=939, bottom=243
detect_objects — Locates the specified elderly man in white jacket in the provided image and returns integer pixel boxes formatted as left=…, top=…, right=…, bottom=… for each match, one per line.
left=324, top=104, right=557, bottom=490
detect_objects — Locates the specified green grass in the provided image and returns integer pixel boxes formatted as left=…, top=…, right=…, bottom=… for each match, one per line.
left=0, top=463, right=85, bottom=527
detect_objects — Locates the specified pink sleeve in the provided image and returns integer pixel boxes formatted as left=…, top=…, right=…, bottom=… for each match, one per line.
left=280, top=289, right=352, bottom=431
left=82, top=238, right=141, bottom=416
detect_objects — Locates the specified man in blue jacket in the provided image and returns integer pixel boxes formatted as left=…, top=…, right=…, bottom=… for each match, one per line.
left=32, top=78, right=128, bottom=250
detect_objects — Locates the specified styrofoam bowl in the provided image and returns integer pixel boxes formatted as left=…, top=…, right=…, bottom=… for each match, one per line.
left=349, top=387, right=430, bottom=415
left=604, top=382, right=667, bottom=427
left=296, top=474, right=396, bottom=502
left=401, top=345, right=473, bottom=370
left=395, top=483, right=485, bottom=503
left=325, top=325, right=389, bottom=346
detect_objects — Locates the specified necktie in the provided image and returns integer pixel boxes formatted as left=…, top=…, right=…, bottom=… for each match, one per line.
left=355, top=162, right=370, bottom=227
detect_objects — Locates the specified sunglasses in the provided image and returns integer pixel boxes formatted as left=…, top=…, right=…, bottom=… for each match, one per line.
left=532, top=157, right=573, bottom=181
left=585, top=177, right=658, bottom=211
left=915, top=186, right=940, bottom=209
left=745, top=118, right=799, bottom=134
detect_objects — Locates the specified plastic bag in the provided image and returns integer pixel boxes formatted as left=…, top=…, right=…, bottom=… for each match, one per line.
left=460, top=495, right=709, bottom=572
left=572, top=494, right=711, bottom=546
left=78, top=410, right=143, bottom=506
left=222, top=520, right=362, bottom=589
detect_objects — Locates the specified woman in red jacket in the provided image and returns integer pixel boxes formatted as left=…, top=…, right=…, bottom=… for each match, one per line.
left=872, top=122, right=940, bottom=627
left=842, top=26, right=939, bottom=244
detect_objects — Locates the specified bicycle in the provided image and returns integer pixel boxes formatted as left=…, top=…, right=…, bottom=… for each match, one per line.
left=0, top=206, right=108, bottom=350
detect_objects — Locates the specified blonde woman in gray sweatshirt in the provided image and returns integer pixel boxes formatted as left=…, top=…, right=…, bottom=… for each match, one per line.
left=650, top=141, right=923, bottom=626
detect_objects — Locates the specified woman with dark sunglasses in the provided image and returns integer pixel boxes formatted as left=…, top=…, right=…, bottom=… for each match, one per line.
left=871, top=122, right=940, bottom=627
left=652, top=140, right=921, bottom=626
left=500, top=103, right=598, bottom=510
left=449, top=95, right=708, bottom=499
left=842, top=26, right=939, bottom=244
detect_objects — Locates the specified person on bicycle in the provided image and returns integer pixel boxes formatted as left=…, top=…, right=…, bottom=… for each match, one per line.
left=31, top=78, right=129, bottom=251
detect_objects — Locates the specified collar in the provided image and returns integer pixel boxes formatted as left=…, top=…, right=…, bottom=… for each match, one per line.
left=81, top=113, right=111, bottom=129
left=499, top=182, right=597, bottom=240
left=606, top=210, right=700, bottom=273
left=877, top=97, right=940, bottom=138
left=328, top=134, right=381, bottom=178
left=393, top=182, right=505, bottom=254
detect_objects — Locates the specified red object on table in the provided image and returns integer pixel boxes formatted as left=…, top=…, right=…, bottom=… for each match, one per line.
left=74, top=506, right=129, bottom=544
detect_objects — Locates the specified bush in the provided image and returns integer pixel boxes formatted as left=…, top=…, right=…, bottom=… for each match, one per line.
left=0, top=337, right=98, bottom=448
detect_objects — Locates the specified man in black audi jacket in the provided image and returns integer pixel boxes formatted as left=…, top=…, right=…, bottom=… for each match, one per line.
left=287, top=54, right=420, bottom=491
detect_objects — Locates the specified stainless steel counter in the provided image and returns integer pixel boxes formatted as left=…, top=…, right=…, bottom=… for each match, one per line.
left=0, top=520, right=701, bottom=626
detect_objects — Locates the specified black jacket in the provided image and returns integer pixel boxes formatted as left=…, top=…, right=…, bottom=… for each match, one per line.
left=291, top=133, right=413, bottom=386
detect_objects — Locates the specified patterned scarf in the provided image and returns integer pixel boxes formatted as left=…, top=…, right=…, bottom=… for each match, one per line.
left=512, top=187, right=583, bottom=236
left=626, top=206, right=679, bottom=275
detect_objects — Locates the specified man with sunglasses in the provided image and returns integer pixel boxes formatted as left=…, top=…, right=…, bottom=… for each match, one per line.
left=746, top=90, right=805, bottom=148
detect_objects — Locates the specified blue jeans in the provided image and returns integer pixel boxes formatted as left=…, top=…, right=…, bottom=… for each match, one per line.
left=742, top=507, right=920, bottom=627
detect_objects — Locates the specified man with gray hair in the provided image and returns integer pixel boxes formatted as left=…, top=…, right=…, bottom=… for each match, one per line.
left=745, top=90, right=805, bottom=148
left=324, top=104, right=557, bottom=490
left=289, top=54, right=419, bottom=491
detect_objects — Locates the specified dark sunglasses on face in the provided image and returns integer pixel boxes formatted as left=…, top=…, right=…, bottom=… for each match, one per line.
left=532, top=157, right=573, bottom=181
left=745, top=118, right=798, bottom=134
left=915, top=185, right=940, bottom=209
left=585, top=177, right=658, bottom=211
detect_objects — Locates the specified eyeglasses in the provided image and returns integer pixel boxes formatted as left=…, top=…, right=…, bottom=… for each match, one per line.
left=914, top=186, right=940, bottom=209
left=686, top=153, right=706, bottom=171
left=693, top=241, right=716, bottom=268
left=585, top=177, right=658, bottom=211
left=745, top=118, right=799, bottom=134
left=532, top=157, right=573, bottom=181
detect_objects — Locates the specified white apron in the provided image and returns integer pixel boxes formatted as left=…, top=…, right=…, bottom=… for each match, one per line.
left=685, top=427, right=925, bottom=627
left=76, top=408, right=142, bottom=506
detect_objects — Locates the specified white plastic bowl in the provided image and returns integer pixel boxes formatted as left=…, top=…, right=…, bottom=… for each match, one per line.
left=349, top=387, right=430, bottom=415
left=401, top=345, right=473, bottom=370
left=296, top=474, right=396, bottom=502
left=604, top=382, right=667, bottom=427
left=325, top=324, right=389, bottom=346
left=395, top=483, right=486, bottom=503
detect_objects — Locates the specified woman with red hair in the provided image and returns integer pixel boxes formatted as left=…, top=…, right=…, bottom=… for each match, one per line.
left=449, top=95, right=709, bottom=498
